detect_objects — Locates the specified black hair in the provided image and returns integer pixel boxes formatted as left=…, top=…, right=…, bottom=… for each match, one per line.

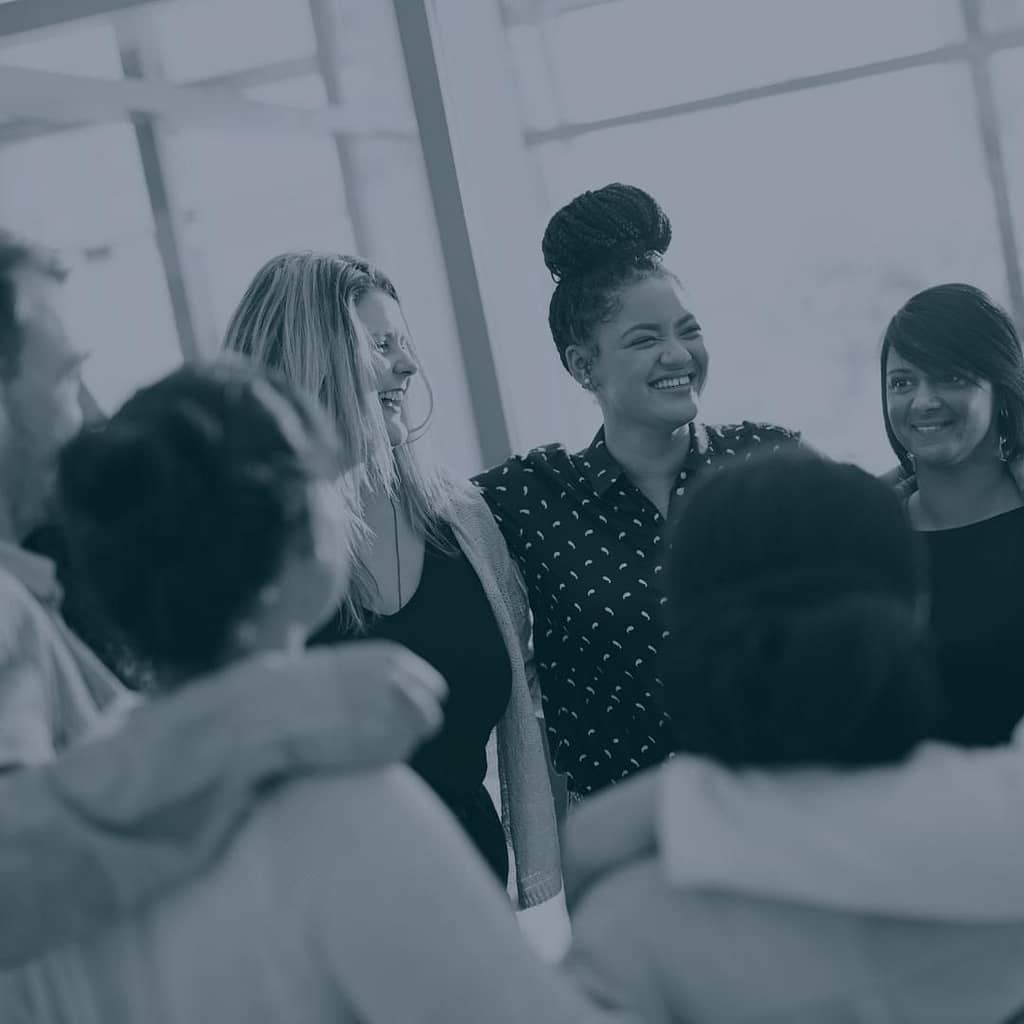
left=542, top=183, right=674, bottom=371
left=57, top=359, right=346, bottom=685
left=881, top=283, right=1024, bottom=474
left=0, top=229, right=67, bottom=380
left=661, top=450, right=939, bottom=768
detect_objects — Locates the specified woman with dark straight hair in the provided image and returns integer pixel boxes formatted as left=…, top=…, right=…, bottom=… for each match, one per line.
left=881, top=283, right=1024, bottom=744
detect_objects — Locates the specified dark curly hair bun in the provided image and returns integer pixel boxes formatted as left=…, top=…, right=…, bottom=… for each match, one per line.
left=542, top=183, right=672, bottom=282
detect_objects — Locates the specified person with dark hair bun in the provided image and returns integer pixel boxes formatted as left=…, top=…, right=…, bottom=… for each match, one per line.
left=476, top=183, right=799, bottom=799
left=1, top=360, right=613, bottom=1024
left=560, top=451, right=1024, bottom=1023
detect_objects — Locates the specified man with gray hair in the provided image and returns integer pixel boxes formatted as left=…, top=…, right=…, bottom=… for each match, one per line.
left=0, top=230, right=130, bottom=766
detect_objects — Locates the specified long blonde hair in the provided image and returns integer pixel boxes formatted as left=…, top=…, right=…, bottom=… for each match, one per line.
left=222, top=251, right=458, bottom=630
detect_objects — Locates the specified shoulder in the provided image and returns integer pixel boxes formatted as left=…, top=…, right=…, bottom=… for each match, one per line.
left=705, top=421, right=801, bottom=451
left=473, top=444, right=574, bottom=493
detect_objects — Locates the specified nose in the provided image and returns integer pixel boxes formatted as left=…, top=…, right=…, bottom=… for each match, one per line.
left=909, top=380, right=941, bottom=411
left=660, top=336, right=696, bottom=367
left=391, top=347, right=418, bottom=378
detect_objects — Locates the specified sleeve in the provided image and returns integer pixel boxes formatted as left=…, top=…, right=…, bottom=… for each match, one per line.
left=657, top=731, right=1024, bottom=920
left=285, top=769, right=635, bottom=1024
left=473, top=457, right=530, bottom=557
left=561, top=769, right=658, bottom=910
left=562, top=869, right=677, bottom=1024
left=0, top=649, right=429, bottom=966
left=0, top=588, right=56, bottom=770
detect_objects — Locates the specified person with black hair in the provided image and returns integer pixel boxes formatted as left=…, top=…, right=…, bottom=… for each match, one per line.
left=560, top=451, right=1024, bottom=1023
left=0, top=359, right=611, bottom=1024
left=881, top=283, right=1024, bottom=744
left=475, top=183, right=798, bottom=799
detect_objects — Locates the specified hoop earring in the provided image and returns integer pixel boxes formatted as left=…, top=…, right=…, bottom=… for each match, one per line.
left=998, top=407, right=1011, bottom=463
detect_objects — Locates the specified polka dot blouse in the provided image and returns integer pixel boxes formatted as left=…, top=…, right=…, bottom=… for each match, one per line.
left=475, top=421, right=800, bottom=797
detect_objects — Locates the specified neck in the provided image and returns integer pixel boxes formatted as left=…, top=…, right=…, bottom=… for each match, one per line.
left=913, top=457, right=1021, bottom=530
left=603, top=418, right=692, bottom=510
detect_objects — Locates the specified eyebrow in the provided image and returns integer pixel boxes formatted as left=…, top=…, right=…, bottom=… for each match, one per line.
left=621, top=315, right=698, bottom=340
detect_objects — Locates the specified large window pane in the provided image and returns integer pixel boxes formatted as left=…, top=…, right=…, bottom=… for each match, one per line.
left=981, top=0, right=1024, bottom=32
left=504, top=0, right=964, bottom=129
left=151, top=0, right=317, bottom=82
left=0, top=21, right=123, bottom=79
left=65, top=240, right=183, bottom=411
left=0, top=122, right=178, bottom=411
left=162, top=123, right=355, bottom=330
left=532, top=65, right=1007, bottom=470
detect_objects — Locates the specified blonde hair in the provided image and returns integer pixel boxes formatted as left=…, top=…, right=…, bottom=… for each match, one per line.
left=222, top=251, right=459, bottom=630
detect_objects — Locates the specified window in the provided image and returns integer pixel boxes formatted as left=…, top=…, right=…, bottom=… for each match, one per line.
left=0, top=123, right=180, bottom=411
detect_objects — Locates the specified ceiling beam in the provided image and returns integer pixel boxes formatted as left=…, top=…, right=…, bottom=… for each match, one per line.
left=0, top=0, right=168, bottom=38
left=0, top=64, right=414, bottom=138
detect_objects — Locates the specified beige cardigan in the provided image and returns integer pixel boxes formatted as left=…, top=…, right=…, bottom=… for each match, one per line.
left=447, top=484, right=562, bottom=908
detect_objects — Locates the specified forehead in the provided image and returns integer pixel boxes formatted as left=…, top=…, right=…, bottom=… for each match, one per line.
left=885, top=350, right=919, bottom=373
left=353, top=289, right=403, bottom=333
left=609, top=275, right=692, bottom=328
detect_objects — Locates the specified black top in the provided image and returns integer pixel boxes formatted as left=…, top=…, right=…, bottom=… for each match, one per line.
left=925, top=505, right=1024, bottom=745
left=311, top=525, right=513, bottom=806
left=475, top=421, right=800, bottom=796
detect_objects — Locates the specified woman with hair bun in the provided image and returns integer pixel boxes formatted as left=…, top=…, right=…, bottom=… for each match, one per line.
left=476, top=183, right=799, bottom=799
left=561, top=451, right=1024, bottom=1023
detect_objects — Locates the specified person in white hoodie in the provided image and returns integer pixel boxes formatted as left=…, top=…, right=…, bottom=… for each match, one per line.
left=562, top=450, right=1024, bottom=1024
left=0, top=359, right=625, bottom=1024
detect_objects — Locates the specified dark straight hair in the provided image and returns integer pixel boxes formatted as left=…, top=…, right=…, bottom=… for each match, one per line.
left=880, top=283, right=1024, bottom=474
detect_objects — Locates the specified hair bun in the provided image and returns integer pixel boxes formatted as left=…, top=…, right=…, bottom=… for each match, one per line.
left=542, top=183, right=672, bottom=282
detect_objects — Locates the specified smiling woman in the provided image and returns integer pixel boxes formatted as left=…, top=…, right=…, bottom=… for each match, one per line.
left=475, top=183, right=800, bottom=799
left=881, top=283, right=1024, bottom=745
left=221, top=252, right=562, bottom=913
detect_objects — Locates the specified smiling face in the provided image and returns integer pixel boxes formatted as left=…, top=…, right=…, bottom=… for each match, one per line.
left=570, top=274, right=708, bottom=436
left=885, top=349, right=999, bottom=470
left=354, top=289, right=418, bottom=447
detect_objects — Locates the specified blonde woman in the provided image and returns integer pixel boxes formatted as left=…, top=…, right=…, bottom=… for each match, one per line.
left=222, top=253, right=561, bottom=911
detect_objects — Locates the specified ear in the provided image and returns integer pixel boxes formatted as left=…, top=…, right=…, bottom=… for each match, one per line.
left=564, top=344, right=595, bottom=390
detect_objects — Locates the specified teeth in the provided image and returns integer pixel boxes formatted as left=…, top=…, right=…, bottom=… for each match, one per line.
left=652, top=375, right=692, bottom=390
left=913, top=424, right=949, bottom=433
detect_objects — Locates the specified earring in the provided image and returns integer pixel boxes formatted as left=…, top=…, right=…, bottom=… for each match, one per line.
left=582, top=373, right=593, bottom=391
left=998, top=408, right=1011, bottom=462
